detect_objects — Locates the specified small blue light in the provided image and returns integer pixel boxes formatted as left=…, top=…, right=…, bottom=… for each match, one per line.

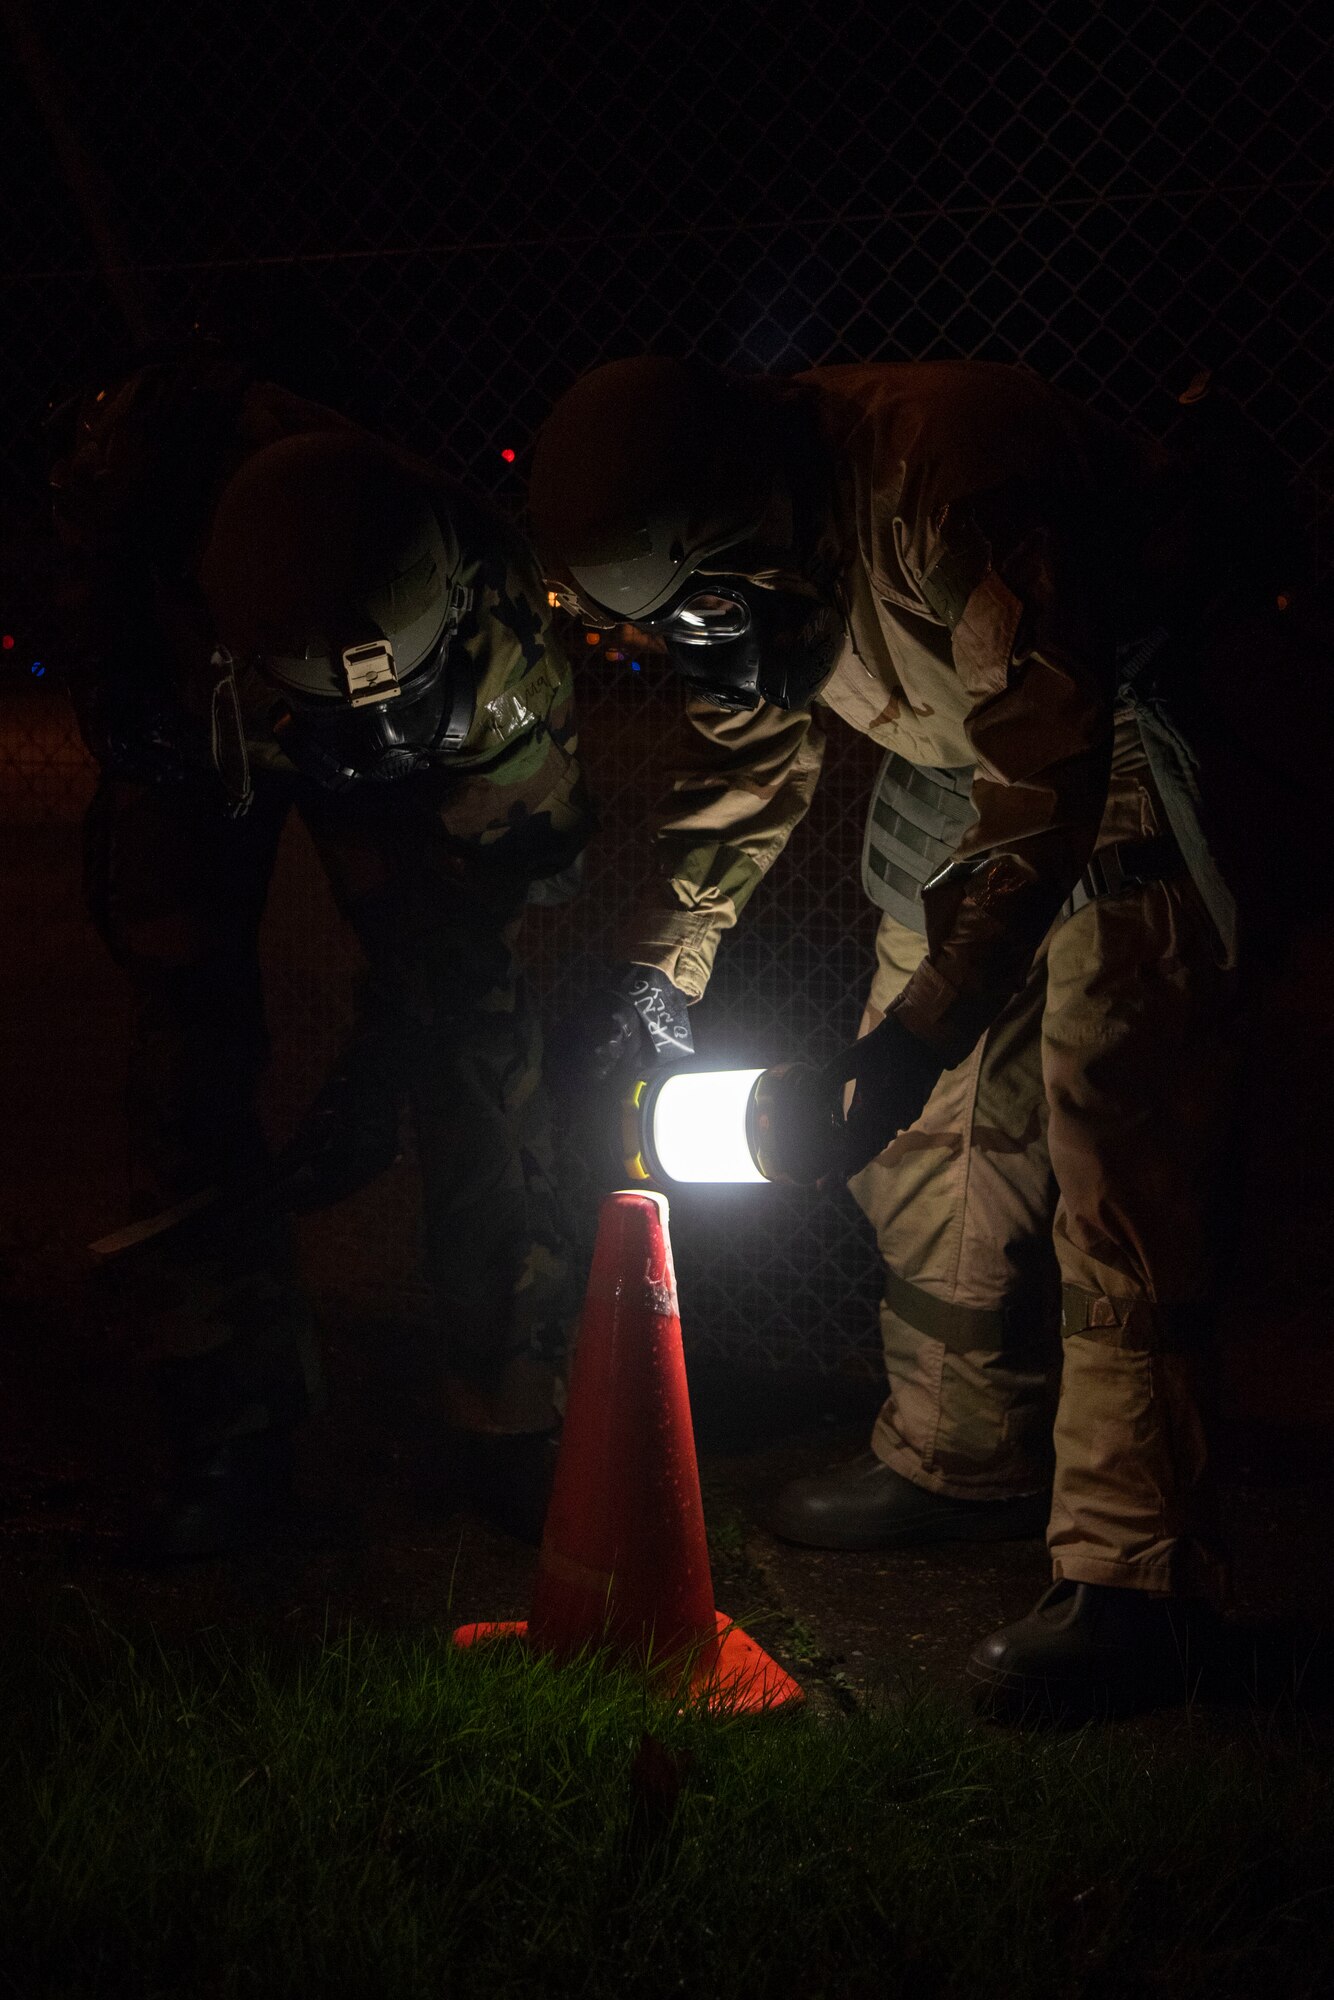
left=31, top=662, right=45, bottom=677
left=630, top=660, right=642, bottom=672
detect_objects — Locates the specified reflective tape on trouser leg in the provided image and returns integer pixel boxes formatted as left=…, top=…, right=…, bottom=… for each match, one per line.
left=1048, top=1285, right=1225, bottom=1598
left=872, top=1269, right=1058, bottom=1500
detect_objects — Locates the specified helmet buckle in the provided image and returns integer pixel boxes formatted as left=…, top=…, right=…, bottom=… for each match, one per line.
left=340, top=639, right=401, bottom=706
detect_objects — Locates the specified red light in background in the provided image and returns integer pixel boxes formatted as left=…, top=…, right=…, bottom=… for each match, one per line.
left=500, top=447, right=516, bottom=463
left=1, top=634, right=14, bottom=650
left=584, top=630, right=601, bottom=645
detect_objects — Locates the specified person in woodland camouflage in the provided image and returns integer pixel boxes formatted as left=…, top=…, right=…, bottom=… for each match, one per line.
left=530, top=354, right=1300, bottom=1712
left=55, top=344, right=593, bottom=1554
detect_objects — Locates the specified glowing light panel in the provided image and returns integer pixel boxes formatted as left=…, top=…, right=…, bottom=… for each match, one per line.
left=649, top=1068, right=766, bottom=1184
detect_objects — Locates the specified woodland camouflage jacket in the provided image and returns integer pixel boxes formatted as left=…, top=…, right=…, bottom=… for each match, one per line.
left=54, top=365, right=591, bottom=884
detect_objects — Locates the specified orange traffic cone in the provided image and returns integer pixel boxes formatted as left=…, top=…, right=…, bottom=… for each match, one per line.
left=454, top=1189, right=802, bottom=1713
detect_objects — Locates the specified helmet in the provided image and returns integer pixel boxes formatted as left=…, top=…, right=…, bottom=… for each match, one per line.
left=199, top=431, right=475, bottom=784
left=530, top=357, right=777, bottom=621
left=530, top=357, right=842, bottom=710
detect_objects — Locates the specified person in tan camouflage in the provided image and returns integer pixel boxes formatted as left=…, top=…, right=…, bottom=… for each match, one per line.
left=529, top=354, right=1283, bottom=1712
left=56, top=344, right=593, bottom=1554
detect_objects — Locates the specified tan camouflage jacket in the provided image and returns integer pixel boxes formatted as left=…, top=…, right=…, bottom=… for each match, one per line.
left=622, top=360, right=1188, bottom=1064
left=56, top=367, right=591, bottom=884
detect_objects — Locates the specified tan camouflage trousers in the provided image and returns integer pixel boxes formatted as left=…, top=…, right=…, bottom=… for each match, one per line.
left=848, top=721, right=1237, bottom=1598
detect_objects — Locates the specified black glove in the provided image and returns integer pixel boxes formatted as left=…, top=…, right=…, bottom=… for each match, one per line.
left=825, top=1012, right=946, bottom=1178
left=548, top=963, right=694, bottom=1100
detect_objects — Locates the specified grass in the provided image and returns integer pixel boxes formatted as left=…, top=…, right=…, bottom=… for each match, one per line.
left=3, top=1607, right=1333, bottom=1999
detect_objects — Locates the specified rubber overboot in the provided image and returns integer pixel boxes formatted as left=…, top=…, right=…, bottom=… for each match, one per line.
left=968, top=1580, right=1213, bottom=1720
left=768, top=1451, right=1049, bottom=1550
left=138, top=1430, right=298, bottom=1561
left=416, top=1428, right=558, bottom=1546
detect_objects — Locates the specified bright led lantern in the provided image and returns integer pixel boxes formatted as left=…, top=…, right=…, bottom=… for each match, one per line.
left=646, top=1067, right=767, bottom=1184
left=623, top=1061, right=838, bottom=1187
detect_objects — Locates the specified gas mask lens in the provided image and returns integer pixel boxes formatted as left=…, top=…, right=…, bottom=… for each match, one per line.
left=666, top=591, right=752, bottom=646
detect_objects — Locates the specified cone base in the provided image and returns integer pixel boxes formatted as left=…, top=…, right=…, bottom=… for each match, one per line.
left=452, top=1607, right=803, bottom=1714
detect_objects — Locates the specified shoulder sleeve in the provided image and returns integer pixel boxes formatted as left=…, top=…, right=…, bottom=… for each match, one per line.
left=443, top=522, right=596, bottom=880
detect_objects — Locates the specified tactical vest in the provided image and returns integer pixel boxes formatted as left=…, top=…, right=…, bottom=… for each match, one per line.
left=861, top=751, right=977, bottom=933
left=861, top=741, right=1187, bottom=938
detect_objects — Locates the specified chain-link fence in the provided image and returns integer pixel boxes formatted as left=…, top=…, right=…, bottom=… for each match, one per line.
left=3, top=0, right=1331, bottom=1377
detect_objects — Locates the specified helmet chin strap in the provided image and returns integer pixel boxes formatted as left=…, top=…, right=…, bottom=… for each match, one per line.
left=208, top=650, right=254, bottom=815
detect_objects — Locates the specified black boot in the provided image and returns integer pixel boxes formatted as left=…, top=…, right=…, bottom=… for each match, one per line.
left=139, top=1429, right=298, bottom=1560
left=768, top=1451, right=1049, bottom=1550
left=969, top=1580, right=1214, bottom=1719
left=415, top=1428, right=559, bottom=1547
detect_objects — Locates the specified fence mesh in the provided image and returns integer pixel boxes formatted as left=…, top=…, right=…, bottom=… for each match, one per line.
left=3, top=0, right=1331, bottom=1375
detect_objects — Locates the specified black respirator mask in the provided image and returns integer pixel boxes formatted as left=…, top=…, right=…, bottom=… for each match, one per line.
left=268, top=629, right=476, bottom=790
left=654, top=576, right=844, bottom=712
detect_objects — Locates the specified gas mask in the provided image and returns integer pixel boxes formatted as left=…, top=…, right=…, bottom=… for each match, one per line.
left=267, top=626, right=476, bottom=790
left=654, top=575, right=844, bottom=712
